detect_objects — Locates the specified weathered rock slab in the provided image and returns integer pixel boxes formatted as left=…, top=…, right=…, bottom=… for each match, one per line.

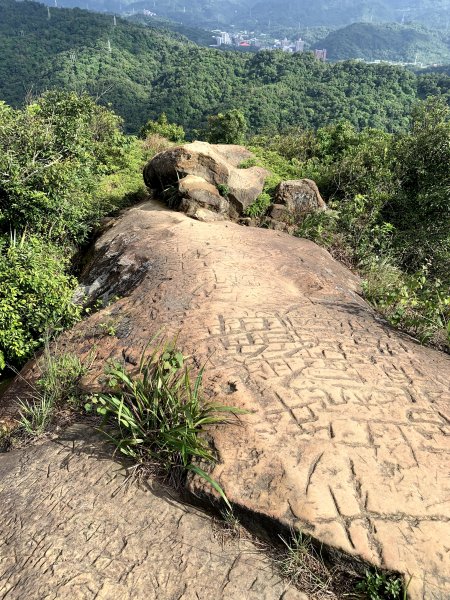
left=4, top=201, right=449, bottom=599
left=0, top=425, right=304, bottom=600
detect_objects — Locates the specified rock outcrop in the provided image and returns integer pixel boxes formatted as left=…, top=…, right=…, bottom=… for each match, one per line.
left=144, top=142, right=268, bottom=219
left=269, top=179, right=327, bottom=224
left=0, top=425, right=306, bottom=600
left=2, top=201, right=449, bottom=599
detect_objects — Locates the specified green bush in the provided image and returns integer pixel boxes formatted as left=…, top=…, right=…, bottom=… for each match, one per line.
left=249, top=101, right=449, bottom=352
left=363, top=264, right=450, bottom=348
left=217, top=183, right=230, bottom=197
left=0, top=91, right=131, bottom=244
left=245, top=192, right=272, bottom=218
left=140, top=113, right=185, bottom=143
left=206, top=109, right=248, bottom=144
left=0, top=234, right=80, bottom=372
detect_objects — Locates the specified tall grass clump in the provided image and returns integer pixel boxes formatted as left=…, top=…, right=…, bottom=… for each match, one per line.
left=18, top=343, right=87, bottom=437
left=88, top=338, right=243, bottom=507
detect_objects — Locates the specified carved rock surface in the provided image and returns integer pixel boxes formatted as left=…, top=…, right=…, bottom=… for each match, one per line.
left=0, top=425, right=305, bottom=600
left=144, top=141, right=268, bottom=217
left=3, top=201, right=449, bottom=600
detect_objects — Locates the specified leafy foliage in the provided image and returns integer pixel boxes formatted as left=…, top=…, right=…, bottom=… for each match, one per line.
left=245, top=192, right=272, bottom=218
left=249, top=98, right=450, bottom=349
left=0, top=90, right=150, bottom=374
left=206, top=109, right=248, bottom=144
left=0, top=234, right=80, bottom=370
left=0, top=90, right=131, bottom=244
left=140, top=113, right=185, bottom=143
left=355, top=569, right=405, bottom=600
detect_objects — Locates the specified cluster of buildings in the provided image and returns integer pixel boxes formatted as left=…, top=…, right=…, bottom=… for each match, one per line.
left=212, top=31, right=327, bottom=61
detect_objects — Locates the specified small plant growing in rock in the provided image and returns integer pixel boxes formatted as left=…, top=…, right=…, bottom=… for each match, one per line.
left=355, top=569, right=407, bottom=600
left=87, top=338, right=244, bottom=508
left=276, top=531, right=333, bottom=597
left=18, top=344, right=88, bottom=437
left=217, top=184, right=230, bottom=197
left=244, top=191, right=271, bottom=218
left=98, top=319, right=119, bottom=337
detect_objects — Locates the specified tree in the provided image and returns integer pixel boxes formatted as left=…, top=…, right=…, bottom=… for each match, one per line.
left=0, top=91, right=129, bottom=244
left=386, top=97, right=450, bottom=277
left=206, top=109, right=248, bottom=144
left=140, top=113, right=185, bottom=143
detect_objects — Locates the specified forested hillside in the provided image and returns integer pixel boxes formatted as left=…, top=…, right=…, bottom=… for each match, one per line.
left=316, top=22, right=450, bottom=64
left=1, top=0, right=450, bottom=136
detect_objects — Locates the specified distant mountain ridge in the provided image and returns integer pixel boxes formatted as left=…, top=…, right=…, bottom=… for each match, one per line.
left=29, top=0, right=450, bottom=30
left=1, top=0, right=449, bottom=136
left=315, top=22, right=450, bottom=64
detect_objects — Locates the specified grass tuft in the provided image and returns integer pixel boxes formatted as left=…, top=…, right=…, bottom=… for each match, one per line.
left=275, top=531, right=335, bottom=598
left=18, top=394, right=54, bottom=437
left=17, top=342, right=88, bottom=438
left=87, top=337, right=245, bottom=508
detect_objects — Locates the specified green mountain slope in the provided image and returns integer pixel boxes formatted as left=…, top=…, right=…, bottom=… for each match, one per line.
left=316, top=23, right=450, bottom=64
left=1, top=0, right=449, bottom=135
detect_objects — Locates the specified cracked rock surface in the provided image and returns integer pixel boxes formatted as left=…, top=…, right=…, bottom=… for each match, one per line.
left=2, top=200, right=449, bottom=599
left=0, top=425, right=304, bottom=600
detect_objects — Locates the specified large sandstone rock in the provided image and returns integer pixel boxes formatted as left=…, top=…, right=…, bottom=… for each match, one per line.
left=0, top=425, right=305, bottom=600
left=2, top=201, right=450, bottom=599
left=144, top=141, right=268, bottom=217
left=271, top=179, right=326, bottom=222
left=178, top=174, right=228, bottom=221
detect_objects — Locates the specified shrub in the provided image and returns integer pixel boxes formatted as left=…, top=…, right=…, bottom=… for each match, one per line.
left=206, top=109, right=248, bottom=144
left=0, top=91, right=131, bottom=244
left=142, top=133, right=174, bottom=156
left=87, top=339, right=244, bottom=506
left=217, top=183, right=230, bottom=197
left=140, top=113, right=185, bottom=143
left=0, top=233, right=80, bottom=373
left=245, top=192, right=272, bottom=218
left=363, top=264, right=450, bottom=349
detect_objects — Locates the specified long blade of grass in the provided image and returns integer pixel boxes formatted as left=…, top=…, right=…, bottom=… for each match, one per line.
left=188, top=464, right=232, bottom=511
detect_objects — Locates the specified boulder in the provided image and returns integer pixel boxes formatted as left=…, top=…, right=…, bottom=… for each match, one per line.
left=274, top=179, right=326, bottom=218
left=210, top=144, right=254, bottom=167
left=178, top=174, right=228, bottom=214
left=144, top=141, right=268, bottom=217
left=269, top=203, right=289, bottom=221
